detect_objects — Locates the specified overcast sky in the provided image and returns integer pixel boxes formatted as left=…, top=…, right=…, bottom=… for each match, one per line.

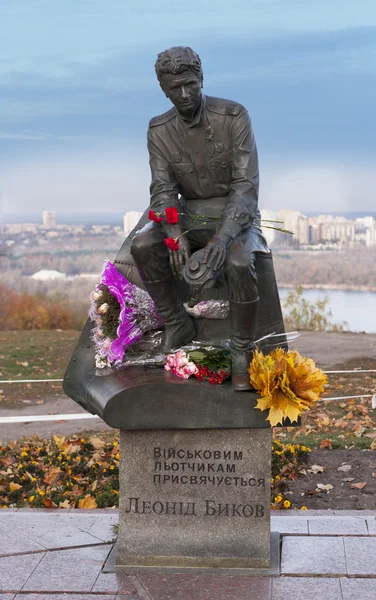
left=1, top=0, right=375, bottom=215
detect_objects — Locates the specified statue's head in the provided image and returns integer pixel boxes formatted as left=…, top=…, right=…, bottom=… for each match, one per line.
left=155, top=47, right=203, bottom=119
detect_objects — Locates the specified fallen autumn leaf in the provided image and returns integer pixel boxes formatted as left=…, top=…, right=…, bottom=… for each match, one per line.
left=349, top=482, right=367, bottom=490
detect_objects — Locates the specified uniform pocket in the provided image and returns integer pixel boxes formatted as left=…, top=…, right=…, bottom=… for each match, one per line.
left=175, top=162, right=194, bottom=177
left=210, top=151, right=232, bottom=169
left=210, top=151, right=232, bottom=183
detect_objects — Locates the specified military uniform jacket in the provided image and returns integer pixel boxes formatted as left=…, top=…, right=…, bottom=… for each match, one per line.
left=148, top=95, right=261, bottom=239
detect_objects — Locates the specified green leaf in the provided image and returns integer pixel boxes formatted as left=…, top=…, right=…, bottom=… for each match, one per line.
left=188, top=351, right=206, bottom=361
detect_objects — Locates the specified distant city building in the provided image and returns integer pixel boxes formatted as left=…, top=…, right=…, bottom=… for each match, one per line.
left=277, top=210, right=309, bottom=246
left=260, top=209, right=277, bottom=246
left=92, top=224, right=112, bottom=234
left=271, top=211, right=376, bottom=249
left=319, top=216, right=355, bottom=246
left=42, top=210, right=56, bottom=229
left=4, top=223, right=38, bottom=234
left=123, top=211, right=143, bottom=234
left=31, top=269, right=66, bottom=281
left=4, top=210, right=375, bottom=253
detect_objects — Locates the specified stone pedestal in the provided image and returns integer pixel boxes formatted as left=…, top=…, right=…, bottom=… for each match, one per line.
left=116, top=427, right=272, bottom=570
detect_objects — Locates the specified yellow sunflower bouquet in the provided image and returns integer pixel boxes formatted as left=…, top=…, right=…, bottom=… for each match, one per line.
left=249, top=348, right=327, bottom=426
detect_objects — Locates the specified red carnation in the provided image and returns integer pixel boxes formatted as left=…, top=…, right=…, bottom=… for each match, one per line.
left=148, top=209, right=163, bottom=223
left=194, top=365, right=230, bottom=385
left=165, top=206, right=179, bottom=225
left=164, top=237, right=180, bottom=252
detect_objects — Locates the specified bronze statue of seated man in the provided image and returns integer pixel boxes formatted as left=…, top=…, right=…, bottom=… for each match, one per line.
left=130, top=46, right=270, bottom=392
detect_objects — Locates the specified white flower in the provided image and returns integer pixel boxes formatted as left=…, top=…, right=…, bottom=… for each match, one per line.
left=98, top=302, right=109, bottom=315
left=95, top=354, right=109, bottom=369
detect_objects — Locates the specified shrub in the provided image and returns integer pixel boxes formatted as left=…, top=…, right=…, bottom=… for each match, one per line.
left=0, top=283, right=73, bottom=330
left=282, top=286, right=348, bottom=331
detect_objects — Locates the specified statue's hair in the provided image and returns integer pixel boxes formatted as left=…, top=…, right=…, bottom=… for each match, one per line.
left=155, top=47, right=203, bottom=83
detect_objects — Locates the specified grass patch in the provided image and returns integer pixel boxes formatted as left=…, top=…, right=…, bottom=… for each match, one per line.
left=0, top=330, right=79, bottom=380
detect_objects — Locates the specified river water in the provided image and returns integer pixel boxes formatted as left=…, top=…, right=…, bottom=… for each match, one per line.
left=279, top=288, right=376, bottom=333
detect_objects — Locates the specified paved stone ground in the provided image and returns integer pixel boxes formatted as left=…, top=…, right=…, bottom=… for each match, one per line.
left=0, top=509, right=375, bottom=599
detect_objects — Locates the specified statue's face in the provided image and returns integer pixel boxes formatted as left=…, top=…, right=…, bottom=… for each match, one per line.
left=160, top=70, right=202, bottom=119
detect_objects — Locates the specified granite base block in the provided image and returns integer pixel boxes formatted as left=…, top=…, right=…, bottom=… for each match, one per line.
left=105, top=532, right=280, bottom=576
left=116, top=428, right=272, bottom=570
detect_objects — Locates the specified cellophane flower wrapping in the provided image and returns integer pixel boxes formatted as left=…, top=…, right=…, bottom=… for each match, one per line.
left=89, top=260, right=163, bottom=366
left=185, top=300, right=229, bottom=319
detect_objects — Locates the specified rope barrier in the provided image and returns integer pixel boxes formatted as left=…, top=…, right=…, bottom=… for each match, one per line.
left=0, top=379, right=64, bottom=384
left=0, top=413, right=98, bottom=424
left=324, top=370, right=376, bottom=374
left=320, top=394, right=375, bottom=402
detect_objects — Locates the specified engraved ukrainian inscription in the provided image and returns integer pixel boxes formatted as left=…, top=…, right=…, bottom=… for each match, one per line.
left=121, top=443, right=269, bottom=518
left=123, top=497, right=265, bottom=518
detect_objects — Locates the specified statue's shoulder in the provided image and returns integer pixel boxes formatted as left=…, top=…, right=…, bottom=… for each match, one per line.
left=149, top=106, right=177, bottom=128
left=206, top=96, right=244, bottom=116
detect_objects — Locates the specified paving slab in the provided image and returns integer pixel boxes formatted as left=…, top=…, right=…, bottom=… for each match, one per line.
left=2, top=514, right=106, bottom=550
left=308, top=517, right=368, bottom=536
left=22, top=545, right=111, bottom=593
left=87, top=514, right=118, bottom=542
left=271, top=517, right=308, bottom=535
left=0, top=595, right=15, bottom=599
left=333, top=511, right=376, bottom=516
left=65, top=514, right=98, bottom=532
left=340, top=578, right=376, bottom=600
left=138, top=574, right=272, bottom=600
left=91, top=571, right=139, bottom=594
left=0, top=521, right=44, bottom=556
left=272, top=510, right=335, bottom=516
left=344, top=537, right=376, bottom=575
left=281, top=536, right=346, bottom=575
left=272, top=577, right=343, bottom=600
left=366, top=517, right=376, bottom=534
left=0, top=553, right=44, bottom=593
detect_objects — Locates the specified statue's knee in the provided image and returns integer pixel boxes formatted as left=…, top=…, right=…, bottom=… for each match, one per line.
left=226, top=249, right=257, bottom=281
left=226, top=248, right=249, bottom=270
left=130, top=232, right=150, bottom=261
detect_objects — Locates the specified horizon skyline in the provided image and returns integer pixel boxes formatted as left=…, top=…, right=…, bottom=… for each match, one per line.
left=2, top=208, right=376, bottom=223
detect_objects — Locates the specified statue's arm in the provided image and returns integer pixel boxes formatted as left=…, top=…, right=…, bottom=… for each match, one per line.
left=218, top=109, right=259, bottom=239
left=147, top=128, right=178, bottom=214
left=147, top=128, right=190, bottom=270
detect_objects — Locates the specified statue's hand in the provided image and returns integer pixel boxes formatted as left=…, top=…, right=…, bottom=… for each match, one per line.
left=170, top=234, right=191, bottom=277
left=203, top=234, right=231, bottom=271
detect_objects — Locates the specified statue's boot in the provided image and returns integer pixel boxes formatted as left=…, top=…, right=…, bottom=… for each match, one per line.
left=230, top=298, right=259, bottom=391
left=141, top=273, right=195, bottom=352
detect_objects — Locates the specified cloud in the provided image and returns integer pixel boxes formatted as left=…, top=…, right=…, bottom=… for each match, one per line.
left=2, top=0, right=375, bottom=76
left=0, top=131, right=48, bottom=141
left=1, top=26, right=375, bottom=160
